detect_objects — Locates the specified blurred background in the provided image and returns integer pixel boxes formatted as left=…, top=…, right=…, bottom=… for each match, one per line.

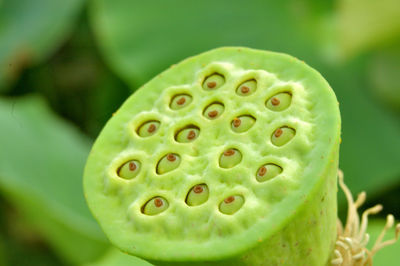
left=0, top=0, right=399, bottom=265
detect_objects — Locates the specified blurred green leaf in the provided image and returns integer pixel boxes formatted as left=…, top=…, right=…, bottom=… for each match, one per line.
left=367, top=219, right=400, bottom=265
left=0, top=95, right=109, bottom=264
left=338, top=0, right=400, bottom=57
left=86, top=248, right=152, bottom=266
left=0, top=0, right=85, bottom=90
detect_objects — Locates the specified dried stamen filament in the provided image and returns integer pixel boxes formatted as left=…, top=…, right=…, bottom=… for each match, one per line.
left=142, top=196, right=169, bottom=215
left=156, top=153, right=181, bottom=174
left=186, top=184, right=209, bottom=206
left=219, top=195, right=244, bottom=214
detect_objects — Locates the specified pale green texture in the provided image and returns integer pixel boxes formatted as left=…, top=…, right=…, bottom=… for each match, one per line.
left=84, top=47, right=341, bottom=264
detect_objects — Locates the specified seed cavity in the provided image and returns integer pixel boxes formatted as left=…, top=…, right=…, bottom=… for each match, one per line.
left=203, top=102, right=224, bottom=120
left=117, top=160, right=141, bottom=179
left=170, top=94, right=193, bottom=110
left=137, top=121, right=160, bottom=137
left=271, top=126, right=296, bottom=146
left=156, top=153, right=181, bottom=174
left=256, top=164, right=283, bottom=182
left=186, top=184, right=209, bottom=206
left=219, top=195, right=244, bottom=214
left=266, top=92, right=292, bottom=111
left=236, top=79, right=257, bottom=96
left=231, top=115, right=256, bottom=133
left=142, top=196, right=169, bottom=215
left=202, top=73, right=225, bottom=90
left=175, top=126, right=200, bottom=143
left=219, top=148, right=242, bottom=168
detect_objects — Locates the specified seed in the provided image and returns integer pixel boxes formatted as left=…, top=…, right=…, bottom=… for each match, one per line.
left=175, top=127, right=200, bottom=143
left=129, top=162, right=137, bottom=171
left=224, top=149, right=235, bottom=156
left=274, top=128, right=283, bottom=138
left=154, top=198, right=163, bottom=207
left=208, top=110, right=218, bottom=118
left=241, top=86, right=250, bottom=94
left=256, top=164, right=283, bottom=182
left=137, top=121, right=160, bottom=137
left=271, top=97, right=280, bottom=106
left=147, top=124, right=156, bottom=133
left=117, top=160, right=141, bottom=179
left=220, top=149, right=242, bottom=168
left=186, top=184, right=209, bottom=206
left=207, top=81, right=216, bottom=89
left=187, top=130, right=196, bottom=140
left=170, top=94, right=192, bottom=110
left=233, top=118, right=241, bottom=127
left=142, top=197, right=169, bottom=215
left=266, top=92, right=292, bottom=111
left=167, top=154, right=176, bottom=161
left=224, top=196, right=235, bottom=204
left=236, top=79, right=257, bottom=96
left=258, top=166, right=267, bottom=176
left=193, top=185, right=203, bottom=194
left=203, top=102, right=224, bottom=119
left=177, top=97, right=186, bottom=105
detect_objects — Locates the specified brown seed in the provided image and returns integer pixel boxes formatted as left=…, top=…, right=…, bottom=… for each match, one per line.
left=129, top=162, right=137, bottom=171
left=193, top=185, right=203, bottom=194
left=154, top=198, right=163, bottom=207
left=207, top=81, right=217, bottom=89
left=258, top=166, right=267, bottom=176
left=187, top=130, right=196, bottom=140
left=147, top=124, right=156, bottom=133
left=224, top=149, right=235, bottom=156
left=224, top=196, right=235, bottom=204
left=233, top=118, right=241, bottom=127
left=177, top=97, right=186, bottom=105
left=167, top=154, right=176, bottom=162
left=271, top=97, right=280, bottom=106
left=240, top=86, right=250, bottom=94
left=208, top=110, right=218, bottom=118
left=274, top=128, right=283, bottom=138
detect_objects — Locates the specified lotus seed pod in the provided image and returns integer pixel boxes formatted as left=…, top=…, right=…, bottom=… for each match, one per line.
left=231, top=115, right=255, bottom=133
left=142, top=197, right=169, bottom=215
left=256, top=164, right=282, bottom=182
left=266, top=92, right=292, bottom=111
left=219, top=148, right=242, bottom=168
left=118, top=160, right=141, bottom=179
left=170, top=94, right=192, bottom=110
left=202, top=73, right=225, bottom=90
left=219, top=195, right=245, bottom=215
left=271, top=126, right=296, bottom=146
left=156, top=153, right=181, bottom=174
left=203, top=102, right=224, bottom=119
left=186, top=184, right=209, bottom=206
left=236, top=79, right=257, bottom=96
left=175, top=127, right=199, bottom=143
left=137, top=121, right=160, bottom=137
left=84, top=47, right=341, bottom=265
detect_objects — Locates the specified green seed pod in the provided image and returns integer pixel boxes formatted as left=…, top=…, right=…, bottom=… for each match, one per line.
left=203, top=102, right=224, bottom=119
left=256, top=164, right=282, bottom=182
left=202, top=73, right=225, bottom=90
left=170, top=94, right=192, bottom=110
left=175, top=126, right=199, bottom=143
left=236, top=79, right=257, bottom=96
left=219, top=148, right=242, bottom=168
left=231, top=115, right=255, bottom=133
left=117, top=160, right=141, bottom=179
left=156, top=153, right=181, bottom=174
left=219, top=195, right=245, bottom=215
left=137, top=121, right=160, bottom=137
left=185, top=184, right=209, bottom=206
left=271, top=126, right=296, bottom=146
left=142, top=196, right=169, bottom=215
left=266, top=92, right=292, bottom=111
left=84, top=47, right=341, bottom=265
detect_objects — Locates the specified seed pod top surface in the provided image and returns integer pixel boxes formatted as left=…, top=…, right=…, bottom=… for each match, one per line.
left=83, top=47, right=341, bottom=263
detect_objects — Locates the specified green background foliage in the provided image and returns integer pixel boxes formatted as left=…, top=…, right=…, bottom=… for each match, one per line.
left=0, top=0, right=399, bottom=265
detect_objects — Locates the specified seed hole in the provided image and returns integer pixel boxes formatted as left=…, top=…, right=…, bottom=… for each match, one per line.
left=219, top=148, right=242, bottom=168
left=256, top=164, right=283, bottom=182
left=117, top=160, right=141, bottom=179
left=236, top=79, right=257, bottom=96
left=219, top=195, right=244, bottom=214
left=170, top=94, right=193, bottom=110
left=203, top=102, right=225, bottom=120
left=202, top=73, right=225, bottom=90
left=142, top=196, right=169, bottom=215
left=271, top=126, right=296, bottom=146
left=231, top=115, right=256, bottom=133
left=266, top=92, right=292, bottom=111
left=137, top=121, right=160, bottom=137
left=156, top=153, right=181, bottom=174
left=185, top=184, right=209, bottom=206
left=175, top=125, right=200, bottom=143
